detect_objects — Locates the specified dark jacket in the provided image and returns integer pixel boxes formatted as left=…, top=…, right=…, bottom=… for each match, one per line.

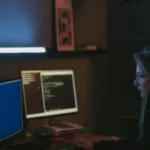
left=142, top=97, right=150, bottom=138
left=115, top=97, right=150, bottom=150
left=93, top=98, right=150, bottom=150
left=131, top=97, right=150, bottom=149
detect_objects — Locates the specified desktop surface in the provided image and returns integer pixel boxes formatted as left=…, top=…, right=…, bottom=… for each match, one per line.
left=51, top=133, right=122, bottom=150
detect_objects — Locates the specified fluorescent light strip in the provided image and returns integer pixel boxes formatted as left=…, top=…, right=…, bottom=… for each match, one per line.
left=0, top=47, right=46, bottom=53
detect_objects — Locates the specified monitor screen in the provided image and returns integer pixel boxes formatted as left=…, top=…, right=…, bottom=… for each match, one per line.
left=21, top=70, right=78, bottom=119
left=0, top=0, right=53, bottom=49
left=0, top=79, right=23, bottom=141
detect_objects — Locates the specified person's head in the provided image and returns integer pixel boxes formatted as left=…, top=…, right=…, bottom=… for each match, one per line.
left=134, top=46, right=150, bottom=98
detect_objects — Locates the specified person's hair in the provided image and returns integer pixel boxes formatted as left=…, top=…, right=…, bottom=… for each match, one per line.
left=133, top=45, right=150, bottom=75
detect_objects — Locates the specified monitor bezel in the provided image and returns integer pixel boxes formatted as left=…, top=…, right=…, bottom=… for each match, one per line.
left=20, top=69, right=79, bottom=119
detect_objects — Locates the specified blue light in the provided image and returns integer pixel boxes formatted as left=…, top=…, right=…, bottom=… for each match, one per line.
left=0, top=79, right=23, bottom=141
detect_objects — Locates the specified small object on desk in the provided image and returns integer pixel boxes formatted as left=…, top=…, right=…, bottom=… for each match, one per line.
left=76, top=44, right=101, bottom=51
left=50, top=121, right=84, bottom=136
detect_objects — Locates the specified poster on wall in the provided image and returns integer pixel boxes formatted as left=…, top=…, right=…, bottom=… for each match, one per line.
left=55, top=0, right=75, bottom=51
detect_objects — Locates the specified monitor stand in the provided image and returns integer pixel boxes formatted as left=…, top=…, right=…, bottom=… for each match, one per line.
left=43, top=118, right=53, bottom=126
left=31, top=118, right=54, bottom=136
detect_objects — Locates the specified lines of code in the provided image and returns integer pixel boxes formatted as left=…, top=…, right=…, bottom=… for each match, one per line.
left=41, top=75, right=76, bottom=111
left=22, top=72, right=44, bottom=114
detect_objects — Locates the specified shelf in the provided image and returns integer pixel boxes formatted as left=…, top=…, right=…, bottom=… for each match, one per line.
left=47, top=50, right=106, bottom=58
left=0, top=50, right=106, bottom=62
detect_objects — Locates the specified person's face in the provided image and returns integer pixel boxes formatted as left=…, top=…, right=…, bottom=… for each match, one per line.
left=134, top=64, right=150, bottom=98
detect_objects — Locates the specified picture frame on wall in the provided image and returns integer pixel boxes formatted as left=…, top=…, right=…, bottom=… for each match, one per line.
left=55, top=0, right=75, bottom=52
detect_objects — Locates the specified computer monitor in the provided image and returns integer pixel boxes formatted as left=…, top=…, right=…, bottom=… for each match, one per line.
left=20, top=70, right=78, bottom=119
left=0, top=79, right=23, bottom=141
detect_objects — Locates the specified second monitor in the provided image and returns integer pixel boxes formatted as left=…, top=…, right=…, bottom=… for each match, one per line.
left=21, top=70, right=78, bottom=119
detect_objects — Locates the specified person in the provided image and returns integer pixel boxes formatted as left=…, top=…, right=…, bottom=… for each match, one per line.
left=93, top=46, right=150, bottom=150
left=74, top=46, right=150, bottom=150
left=94, top=46, right=150, bottom=150
left=133, top=46, right=150, bottom=143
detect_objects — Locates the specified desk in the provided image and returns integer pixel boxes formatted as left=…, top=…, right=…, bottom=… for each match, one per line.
left=2, top=133, right=121, bottom=150
left=50, top=133, right=121, bottom=150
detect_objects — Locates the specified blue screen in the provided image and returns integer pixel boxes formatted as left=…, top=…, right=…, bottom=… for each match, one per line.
left=0, top=79, right=23, bottom=141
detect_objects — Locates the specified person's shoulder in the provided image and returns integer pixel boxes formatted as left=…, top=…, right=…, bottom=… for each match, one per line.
left=134, top=141, right=150, bottom=150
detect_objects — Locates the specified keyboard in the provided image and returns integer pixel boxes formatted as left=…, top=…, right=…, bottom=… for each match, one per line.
left=54, top=123, right=73, bottom=129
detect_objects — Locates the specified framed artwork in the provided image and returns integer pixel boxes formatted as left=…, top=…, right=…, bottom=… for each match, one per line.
left=55, top=0, right=75, bottom=51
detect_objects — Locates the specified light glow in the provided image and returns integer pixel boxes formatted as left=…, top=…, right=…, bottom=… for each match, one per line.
left=0, top=47, right=46, bottom=53
left=27, top=108, right=78, bottom=119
